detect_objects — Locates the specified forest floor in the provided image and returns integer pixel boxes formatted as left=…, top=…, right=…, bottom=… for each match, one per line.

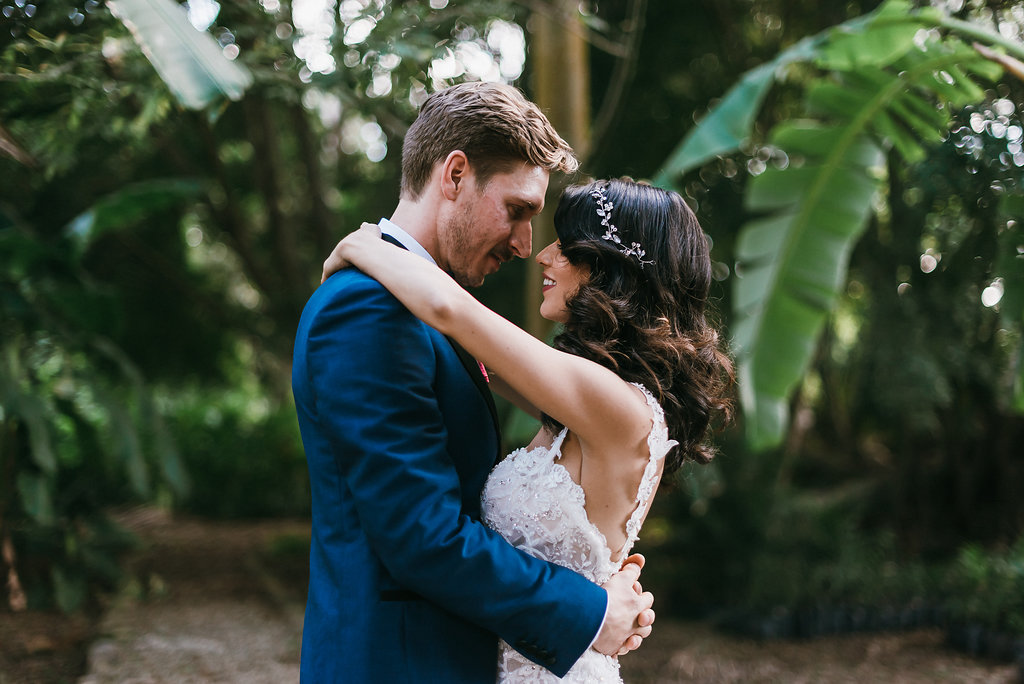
left=0, top=510, right=1019, bottom=683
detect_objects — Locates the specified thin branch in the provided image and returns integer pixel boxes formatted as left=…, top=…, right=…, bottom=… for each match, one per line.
left=196, top=115, right=280, bottom=299
left=0, top=58, right=84, bottom=82
left=585, top=0, right=647, bottom=170
left=0, top=122, right=37, bottom=167
left=516, top=0, right=630, bottom=57
left=289, top=104, right=336, bottom=256
left=934, top=13, right=1024, bottom=63
left=244, top=97, right=302, bottom=300
left=973, top=41, right=1024, bottom=82
left=2, top=531, right=26, bottom=612
left=0, top=419, right=27, bottom=612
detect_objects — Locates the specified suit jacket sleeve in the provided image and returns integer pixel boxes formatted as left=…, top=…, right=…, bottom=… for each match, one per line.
left=302, top=274, right=607, bottom=676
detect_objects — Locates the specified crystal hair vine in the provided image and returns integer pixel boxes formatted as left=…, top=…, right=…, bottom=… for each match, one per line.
left=590, top=186, right=654, bottom=267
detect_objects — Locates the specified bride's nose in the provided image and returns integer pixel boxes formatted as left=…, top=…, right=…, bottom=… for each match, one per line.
left=535, top=241, right=556, bottom=265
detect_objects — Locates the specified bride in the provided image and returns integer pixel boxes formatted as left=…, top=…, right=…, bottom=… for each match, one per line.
left=325, top=177, right=733, bottom=682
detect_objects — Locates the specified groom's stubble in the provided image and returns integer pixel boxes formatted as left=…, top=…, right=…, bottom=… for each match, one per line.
left=440, top=199, right=515, bottom=289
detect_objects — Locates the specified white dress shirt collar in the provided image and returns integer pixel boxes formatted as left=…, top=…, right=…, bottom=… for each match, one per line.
left=379, top=218, right=436, bottom=266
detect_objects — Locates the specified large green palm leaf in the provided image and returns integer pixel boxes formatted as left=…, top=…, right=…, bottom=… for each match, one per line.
left=737, top=42, right=1000, bottom=449
left=733, top=124, right=883, bottom=446
left=997, top=194, right=1024, bottom=412
left=654, top=0, right=1015, bottom=449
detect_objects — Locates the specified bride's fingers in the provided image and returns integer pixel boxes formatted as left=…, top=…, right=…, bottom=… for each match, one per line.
left=633, top=580, right=642, bottom=594
left=321, top=223, right=384, bottom=283
left=620, top=553, right=645, bottom=571
left=321, top=253, right=341, bottom=283
left=637, top=607, right=655, bottom=628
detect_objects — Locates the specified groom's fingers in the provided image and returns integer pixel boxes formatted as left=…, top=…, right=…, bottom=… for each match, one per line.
left=617, top=634, right=642, bottom=655
left=633, top=616, right=653, bottom=641
left=593, top=562, right=654, bottom=656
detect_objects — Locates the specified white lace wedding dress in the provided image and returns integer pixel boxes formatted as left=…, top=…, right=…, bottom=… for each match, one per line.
left=481, top=384, right=677, bottom=683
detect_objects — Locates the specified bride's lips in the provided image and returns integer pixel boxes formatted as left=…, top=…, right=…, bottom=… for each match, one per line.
left=542, top=273, right=556, bottom=292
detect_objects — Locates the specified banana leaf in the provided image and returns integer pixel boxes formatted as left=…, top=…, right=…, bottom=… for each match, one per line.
left=814, top=0, right=925, bottom=71
left=108, top=0, right=253, bottom=110
left=997, top=195, right=1024, bottom=412
left=733, top=124, right=883, bottom=448
left=654, top=0, right=1010, bottom=449
left=653, top=0, right=927, bottom=186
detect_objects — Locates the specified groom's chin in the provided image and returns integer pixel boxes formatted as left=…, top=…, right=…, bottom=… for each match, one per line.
left=452, top=268, right=487, bottom=289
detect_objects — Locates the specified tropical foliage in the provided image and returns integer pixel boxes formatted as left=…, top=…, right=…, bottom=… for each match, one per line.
left=654, top=0, right=1024, bottom=449
left=2, top=0, right=1022, bottom=619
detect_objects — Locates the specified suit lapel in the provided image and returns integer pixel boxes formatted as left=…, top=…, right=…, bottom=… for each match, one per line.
left=380, top=232, right=503, bottom=458
left=444, top=335, right=502, bottom=460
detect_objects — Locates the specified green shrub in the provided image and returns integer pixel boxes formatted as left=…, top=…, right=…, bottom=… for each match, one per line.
left=944, top=539, right=1024, bottom=635
left=169, top=389, right=309, bottom=519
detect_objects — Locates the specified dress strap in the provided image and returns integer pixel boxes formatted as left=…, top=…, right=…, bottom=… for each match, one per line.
left=549, top=426, right=570, bottom=458
left=617, top=383, right=678, bottom=558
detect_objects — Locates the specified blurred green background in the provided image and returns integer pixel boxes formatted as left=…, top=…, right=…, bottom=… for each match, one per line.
left=1, top=0, right=1022, bottom=646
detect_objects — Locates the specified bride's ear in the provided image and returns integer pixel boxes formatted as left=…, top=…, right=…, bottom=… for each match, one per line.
left=440, top=151, right=471, bottom=200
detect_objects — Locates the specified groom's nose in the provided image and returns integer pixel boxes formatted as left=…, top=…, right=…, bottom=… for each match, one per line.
left=509, top=220, right=532, bottom=259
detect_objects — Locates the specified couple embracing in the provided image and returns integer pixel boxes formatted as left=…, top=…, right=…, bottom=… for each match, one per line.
left=292, top=82, right=733, bottom=683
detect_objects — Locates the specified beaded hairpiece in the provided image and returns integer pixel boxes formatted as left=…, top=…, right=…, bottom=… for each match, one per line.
left=590, top=186, right=654, bottom=267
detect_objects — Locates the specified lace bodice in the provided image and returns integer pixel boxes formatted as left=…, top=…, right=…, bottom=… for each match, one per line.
left=481, top=383, right=678, bottom=683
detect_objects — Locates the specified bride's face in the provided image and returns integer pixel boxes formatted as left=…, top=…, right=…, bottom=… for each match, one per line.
left=536, top=240, right=589, bottom=323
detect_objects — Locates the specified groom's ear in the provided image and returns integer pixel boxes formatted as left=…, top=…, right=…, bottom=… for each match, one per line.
left=440, top=150, right=471, bottom=200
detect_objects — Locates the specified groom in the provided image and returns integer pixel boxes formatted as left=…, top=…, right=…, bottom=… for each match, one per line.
left=292, top=82, right=654, bottom=683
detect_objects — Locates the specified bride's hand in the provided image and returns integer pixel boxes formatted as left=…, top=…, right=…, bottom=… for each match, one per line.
left=321, top=222, right=383, bottom=283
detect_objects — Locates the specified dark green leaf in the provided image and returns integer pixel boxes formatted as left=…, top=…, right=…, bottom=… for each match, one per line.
left=815, top=0, right=922, bottom=70
left=654, top=33, right=822, bottom=186
left=52, top=565, right=87, bottom=613
left=871, top=109, right=927, bottom=163
left=64, top=179, right=203, bottom=257
left=0, top=355, right=58, bottom=474
left=16, top=472, right=55, bottom=525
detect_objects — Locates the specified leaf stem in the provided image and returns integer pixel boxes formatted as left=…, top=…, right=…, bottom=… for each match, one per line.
left=932, top=14, right=1024, bottom=64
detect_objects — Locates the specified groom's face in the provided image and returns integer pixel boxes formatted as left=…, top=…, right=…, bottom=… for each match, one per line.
left=439, top=162, right=548, bottom=288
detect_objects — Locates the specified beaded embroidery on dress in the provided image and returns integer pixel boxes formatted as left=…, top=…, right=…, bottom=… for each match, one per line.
left=481, top=383, right=678, bottom=683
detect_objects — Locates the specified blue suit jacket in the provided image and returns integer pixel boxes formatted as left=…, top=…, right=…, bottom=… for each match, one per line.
left=292, top=265, right=607, bottom=683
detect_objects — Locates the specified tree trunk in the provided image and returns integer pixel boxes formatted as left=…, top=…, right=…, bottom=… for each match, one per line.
left=525, top=0, right=591, bottom=338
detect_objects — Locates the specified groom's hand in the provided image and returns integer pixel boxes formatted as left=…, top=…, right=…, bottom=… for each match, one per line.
left=592, top=553, right=655, bottom=657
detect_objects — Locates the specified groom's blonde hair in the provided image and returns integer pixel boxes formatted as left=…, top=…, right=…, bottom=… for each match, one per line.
left=400, top=81, right=578, bottom=199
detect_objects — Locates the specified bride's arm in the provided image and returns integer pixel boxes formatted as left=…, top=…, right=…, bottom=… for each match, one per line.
left=329, top=224, right=649, bottom=443
left=487, top=372, right=540, bottom=420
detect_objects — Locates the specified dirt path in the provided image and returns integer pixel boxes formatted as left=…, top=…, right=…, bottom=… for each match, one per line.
left=3, top=511, right=1018, bottom=683
left=621, top=622, right=1017, bottom=683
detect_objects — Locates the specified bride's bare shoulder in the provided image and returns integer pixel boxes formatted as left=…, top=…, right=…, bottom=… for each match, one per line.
left=604, top=380, right=657, bottom=445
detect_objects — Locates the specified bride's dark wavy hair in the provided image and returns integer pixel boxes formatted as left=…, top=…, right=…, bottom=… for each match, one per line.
left=542, top=178, right=734, bottom=476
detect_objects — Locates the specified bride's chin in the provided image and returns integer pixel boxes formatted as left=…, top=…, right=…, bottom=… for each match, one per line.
left=538, top=307, right=568, bottom=324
